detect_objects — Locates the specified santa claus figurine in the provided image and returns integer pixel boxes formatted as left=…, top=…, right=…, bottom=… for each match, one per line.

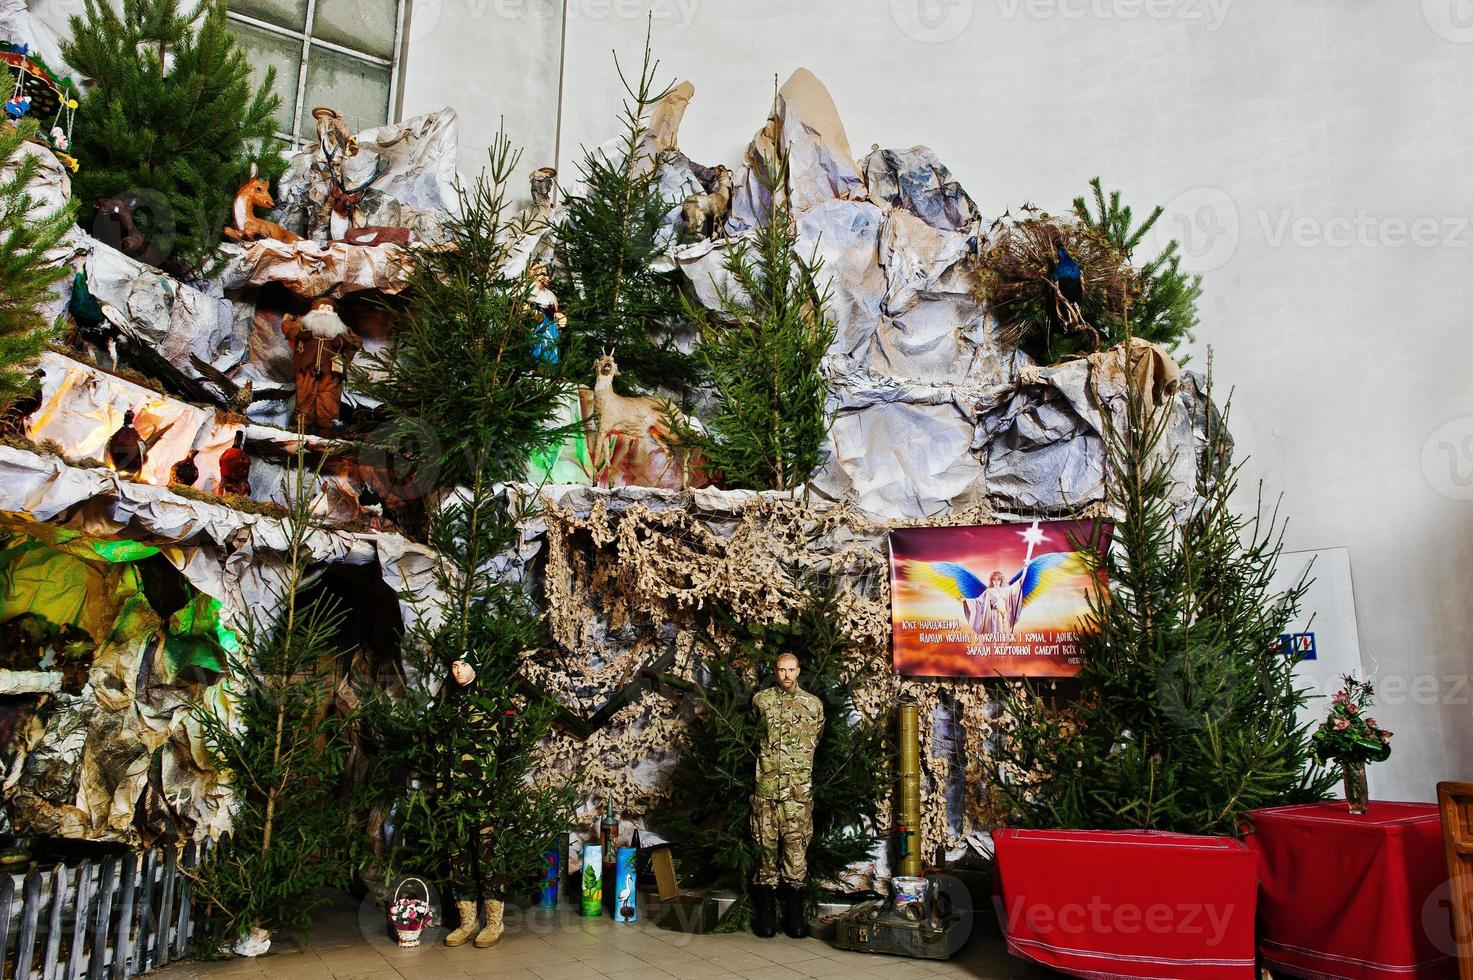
left=283, top=298, right=361, bottom=437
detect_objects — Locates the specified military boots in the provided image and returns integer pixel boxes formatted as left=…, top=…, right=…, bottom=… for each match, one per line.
left=752, top=885, right=778, bottom=938
left=778, top=884, right=809, bottom=939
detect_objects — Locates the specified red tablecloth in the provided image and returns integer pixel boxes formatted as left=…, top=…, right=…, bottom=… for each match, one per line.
left=1247, top=802, right=1456, bottom=980
left=993, top=828, right=1259, bottom=979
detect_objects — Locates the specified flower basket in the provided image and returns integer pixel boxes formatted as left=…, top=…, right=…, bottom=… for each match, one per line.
left=388, top=877, right=434, bottom=948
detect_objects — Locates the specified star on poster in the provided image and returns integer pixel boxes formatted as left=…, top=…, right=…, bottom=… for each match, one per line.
left=888, top=520, right=1111, bottom=678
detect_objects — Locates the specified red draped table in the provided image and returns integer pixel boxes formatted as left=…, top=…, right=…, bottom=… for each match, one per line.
left=1247, top=801, right=1456, bottom=980
left=993, top=828, right=1259, bottom=979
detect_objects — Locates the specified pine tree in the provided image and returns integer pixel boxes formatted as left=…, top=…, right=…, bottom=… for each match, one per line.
left=0, top=119, right=75, bottom=415
left=554, top=29, right=695, bottom=396
left=188, top=445, right=360, bottom=953
left=359, top=129, right=578, bottom=489
left=652, top=574, right=888, bottom=925
left=1074, top=177, right=1202, bottom=353
left=361, top=480, right=578, bottom=904
left=986, top=369, right=1333, bottom=836
left=356, top=127, right=579, bottom=904
left=63, top=0, right=284, bottom=277
left=675, top=156, right=835, bottom=491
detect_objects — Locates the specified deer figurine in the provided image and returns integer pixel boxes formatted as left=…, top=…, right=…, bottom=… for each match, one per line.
left=680, top=165, right=733, bottom=242
left=587, top=352, right=694, bottom=487
left=223, top=164, right=302, bottom=244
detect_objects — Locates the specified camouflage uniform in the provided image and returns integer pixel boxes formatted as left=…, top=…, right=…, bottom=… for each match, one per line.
left=443, top=686, right=501, bottom=902
left=751, top=685, right=824, bottom=888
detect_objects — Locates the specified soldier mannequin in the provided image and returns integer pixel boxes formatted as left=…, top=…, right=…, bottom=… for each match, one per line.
left=441, top=657, right=507, bottom=950
left=751, top=652, right=824, bottom=939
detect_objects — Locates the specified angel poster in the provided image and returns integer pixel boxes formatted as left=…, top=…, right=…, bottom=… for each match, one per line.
left=888, top=520, right=1111, bottom=678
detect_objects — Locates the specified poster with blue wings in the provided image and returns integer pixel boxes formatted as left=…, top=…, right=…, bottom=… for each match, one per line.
left=889, top=519, right=1110, bottom=677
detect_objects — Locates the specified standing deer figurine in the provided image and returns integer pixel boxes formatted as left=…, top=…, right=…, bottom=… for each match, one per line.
left=223, top=164, right=302, bottom=244
left=587, top=352, right=695, bottom=487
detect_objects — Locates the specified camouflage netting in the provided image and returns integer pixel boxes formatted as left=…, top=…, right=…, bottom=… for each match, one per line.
left=521, top=486, right=1113, bottom=869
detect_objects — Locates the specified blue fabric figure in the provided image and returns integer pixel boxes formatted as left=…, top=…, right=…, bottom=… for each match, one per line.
left=533, top=309, right=560, bottom=366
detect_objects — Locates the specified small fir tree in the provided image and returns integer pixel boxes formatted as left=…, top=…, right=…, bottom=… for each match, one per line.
left=356, top=127, right=578, bottom=908
left=554, top=29, right=695, bottom=395
left=652, top=575, right=888, bottom=925
left=188, top=446, right=359, bottom=953
left=1074, top=177, right=1202, bottom=354
left=359, top=129, right=577, bottom=489
left=63, top=0, right=284, bottom=276
left=675, top=156, right=835, bottom=491
left=361, top=479, right=578, bottom=906
left=986, top=370, right=1333, bottom=835
left=0, top=119, right=75, bottom=415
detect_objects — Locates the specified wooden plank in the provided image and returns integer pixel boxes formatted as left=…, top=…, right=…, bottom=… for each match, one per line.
left=109, top=854, right=138, bottom=980
left=40, top=865, right=66, bottom=980
left=174, top=842, right=196, bottom=959
left=0, top=874, right=15, bottom=980
left=86, top=858, right=118, bottom=980
left=131, top=850, right=155, bottom=975
left=1437, top=780, right=1473, bottom=980
left=65, top=861, right=91, bottom=980
left=16, top=870, right=43, bottom=980
left=156, top=847, right=177, bottom=966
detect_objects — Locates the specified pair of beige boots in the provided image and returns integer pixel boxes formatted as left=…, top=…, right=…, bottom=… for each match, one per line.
left=444, top=899, right=504, bottom=948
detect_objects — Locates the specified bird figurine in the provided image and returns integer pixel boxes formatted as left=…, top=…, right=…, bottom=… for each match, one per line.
left=217, top=431, right=251, bottom=497
left=106, top=409, right=145, bottom=478
left=170, top=449, right=200, bottom=488
left=68, top=270, right=119, bottom=369
left=1044, top=242, right=1085, bottom=357
left=227, top=379, right=254, bottom=416
left=1, top=368, right=43, bottom=438
left=357, top=483, right=385, bottom=529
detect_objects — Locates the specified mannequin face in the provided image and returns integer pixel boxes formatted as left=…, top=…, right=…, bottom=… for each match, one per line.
left=775, top=654, right=800, bottom=693
left=451, top=659, right=476, bottom=686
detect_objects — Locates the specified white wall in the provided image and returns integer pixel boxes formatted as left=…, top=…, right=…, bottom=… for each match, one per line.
left=398, top=0, right=566, bottom=182
left=405, top=0, right=1473, bottom=801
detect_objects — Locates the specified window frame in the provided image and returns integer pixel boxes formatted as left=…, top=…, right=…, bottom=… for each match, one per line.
left=225, top=0, right=407, bottom=147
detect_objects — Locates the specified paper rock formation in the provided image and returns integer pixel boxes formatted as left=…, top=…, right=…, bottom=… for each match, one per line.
left=677, top=68, right=1205, bottom=518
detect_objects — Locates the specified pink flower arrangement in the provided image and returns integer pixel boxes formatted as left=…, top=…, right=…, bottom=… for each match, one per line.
left=388, top=897, right=434, bottom=930
left=1312, top=674, right=1392, bottom=766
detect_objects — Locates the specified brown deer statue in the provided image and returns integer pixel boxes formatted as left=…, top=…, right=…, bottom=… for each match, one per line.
left=223, top=164, right=302, bottom=244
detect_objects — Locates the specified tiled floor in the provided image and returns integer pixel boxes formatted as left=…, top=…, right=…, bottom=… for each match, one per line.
left=153, top=893, right=1036, bottom=980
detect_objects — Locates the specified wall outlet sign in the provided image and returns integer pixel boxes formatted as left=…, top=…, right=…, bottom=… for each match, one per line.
left=1278, top=631, right=1317, bottom=661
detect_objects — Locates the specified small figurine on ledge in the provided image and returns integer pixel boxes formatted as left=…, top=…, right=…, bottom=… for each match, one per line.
left=283, top=298, right=360, bottom=437
left=106, top=408, right=145, bottom=478
left=217, top=431, right=251, bottom=497
left=587, top=352, right=696, bottom=488
left=680, top=164, right=733, bottom=242
left=308, top=106, right=391, bottom=244
left=93, top=196, right=168, bottom=269
left=356, top=483, right=386, bottom=531
left=1, top=368, right=43, bottom=438
left=527, top=166, right=557, bottom=227
left=530, top=264, right=564, bottom=366
left=223, top=163, right=302, bottom=244
left=170, top=449, right=199, bottom=488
